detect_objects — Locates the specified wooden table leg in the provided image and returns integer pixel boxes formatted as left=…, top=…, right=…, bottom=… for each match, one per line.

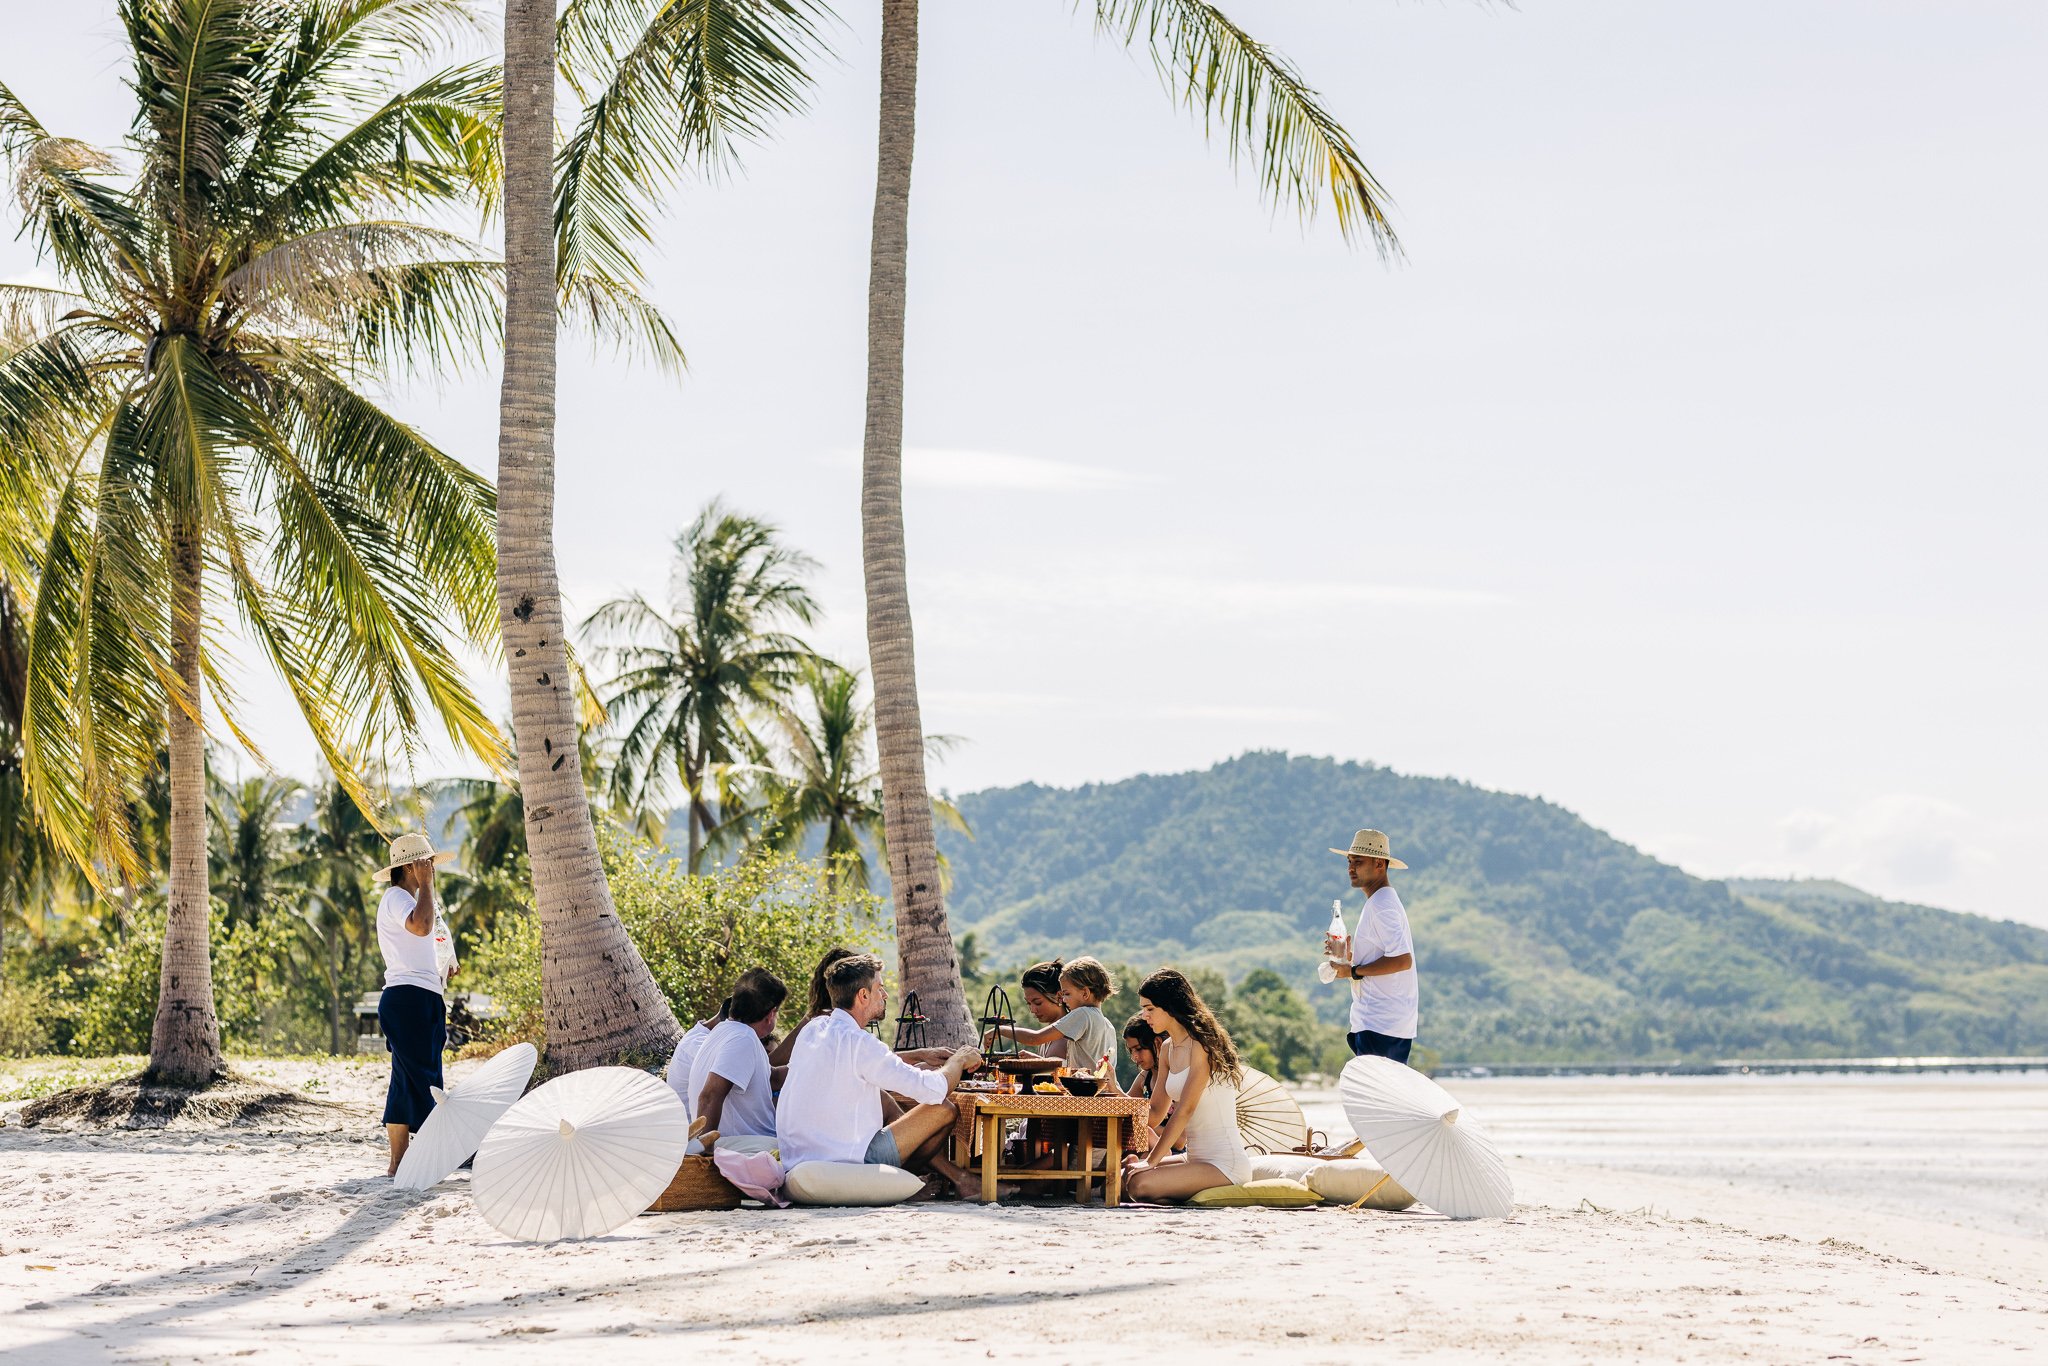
left=1078, top=1120, right=1094, bottom=1203
left=1106, top=1117, right=1122, bottom=1208
left=981, top=1113, right=1000, bottom=1204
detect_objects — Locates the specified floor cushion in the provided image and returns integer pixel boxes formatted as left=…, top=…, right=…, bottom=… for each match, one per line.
left=1188, top=1178, right=1325, bottom=1208
left=1305, top=1158, right=1416, bottom=1210
left=782, top=1161, right=923, bottom=1207
left=1249, top=1154, right=1324, bottom=1183
left=712, top=1133, right=780, bottom=1157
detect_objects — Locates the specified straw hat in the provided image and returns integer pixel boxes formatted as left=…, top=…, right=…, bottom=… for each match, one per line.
left=375, top=832, right=454, bottom=880
left=1330, top=829, right=1407, bottom=869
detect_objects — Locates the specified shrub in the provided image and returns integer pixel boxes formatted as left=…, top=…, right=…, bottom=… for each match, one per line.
left=462, top=833, right=888, bottom=1051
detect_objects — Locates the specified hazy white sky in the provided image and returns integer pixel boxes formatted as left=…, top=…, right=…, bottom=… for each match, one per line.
left=5, top=3, right=2043, bottom=928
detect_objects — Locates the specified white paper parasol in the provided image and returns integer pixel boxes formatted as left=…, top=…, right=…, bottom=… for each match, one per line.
left=472, top=1066, right=691, bottom=1241
left=393, top=1043, right=540, bottom=1191
left=1338, top=1056, right=1513, bottom=1219
left=1234, top=1066, right=1310, bottom=1153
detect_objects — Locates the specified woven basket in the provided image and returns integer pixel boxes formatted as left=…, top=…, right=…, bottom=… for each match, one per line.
left=647, top=1154, right=742, bottom=1212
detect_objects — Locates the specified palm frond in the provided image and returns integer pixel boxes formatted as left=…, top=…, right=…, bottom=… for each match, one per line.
left=20, top=405, right=174, bottom=887
left=1093, top=0, right=1399, bottom=254
left=0, top=85, right=155, bottom=294
left=554, top=0, right=831, bottom=286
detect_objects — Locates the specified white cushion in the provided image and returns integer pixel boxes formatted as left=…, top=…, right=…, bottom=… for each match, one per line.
left=1249, top=1154, right=1324, bottom=1183
left=782, top=1161, right=923, bottom=1207
left=712, top=1133, right=780, bottom=1157
left=1305, top=1158, right=1415, bottom=1210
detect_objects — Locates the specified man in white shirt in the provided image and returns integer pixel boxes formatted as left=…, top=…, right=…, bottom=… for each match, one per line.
left=776, top=953, right=984, bottom=1198
left=665, top=997, right=730, bottom=1114
left=1323, top=829, right=1419, bottom=1066
left=688, top=970, right=786, bottom=1141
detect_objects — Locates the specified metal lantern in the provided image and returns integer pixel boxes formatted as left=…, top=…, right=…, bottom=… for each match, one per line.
left=893, top=990, right=929, bottom=1052
left=978, top=983, right=1020, bottom=1059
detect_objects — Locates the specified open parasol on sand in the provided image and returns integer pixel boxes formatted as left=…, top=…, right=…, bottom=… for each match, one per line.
left=393, top=1042, right=539, bottom=1192
left=1234, top=1066, right=1310, bottom=1153
left=1338, top=1056, right=1513, bottom=1219
left=472, top=1066, right=691, bottom=1241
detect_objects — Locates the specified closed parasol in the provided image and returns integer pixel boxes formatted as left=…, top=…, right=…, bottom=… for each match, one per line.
left=1234, top=1066, right=1310, bottom=1153
left=472, top=1066, right=691, bottom=1241
left=1338, top=1056, right=1513, bottom=1219
left=393, top=1042, right=539, bottom=1192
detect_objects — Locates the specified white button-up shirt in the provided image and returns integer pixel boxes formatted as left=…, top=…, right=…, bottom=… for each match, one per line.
left=776, top=1008, right=949, bottom=1166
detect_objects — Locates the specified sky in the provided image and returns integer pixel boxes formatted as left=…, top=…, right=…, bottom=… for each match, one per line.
left=3, top=2, right=2043, bottom=929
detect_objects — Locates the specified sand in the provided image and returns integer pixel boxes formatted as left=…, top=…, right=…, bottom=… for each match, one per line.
left=3, top=1058, right=2043, bottom=1364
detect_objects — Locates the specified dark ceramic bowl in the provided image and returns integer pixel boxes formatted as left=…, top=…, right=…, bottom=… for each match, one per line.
left=1058, top=1074, right=1102, bottom=1097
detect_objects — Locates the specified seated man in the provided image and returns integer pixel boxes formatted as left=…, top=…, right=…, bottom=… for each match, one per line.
left=689, top=968, right=787, bottom=1145
left=776, top=952, right=984, bottom=1199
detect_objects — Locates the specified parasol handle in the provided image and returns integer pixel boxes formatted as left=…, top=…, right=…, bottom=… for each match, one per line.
left=1347, top=1172, right=1395, bottom=1211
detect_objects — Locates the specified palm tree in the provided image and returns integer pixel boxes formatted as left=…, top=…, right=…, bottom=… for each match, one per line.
left=280, top=774, right=394, bottom=1056
left=0, top=1, right=518, bottom=1087
left=208, top=773, right=304, bottom=933
left=857, top=0, right=1401, bottom=1045
left=583, top=503, right=822, bottom=868
left=498, top=0, right=833, bottom=1067
left=751, top=659, right=965, bottom=893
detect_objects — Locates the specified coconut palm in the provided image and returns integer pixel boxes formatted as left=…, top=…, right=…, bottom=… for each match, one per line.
left=280, top=773, right=397, bottom=1055
left=0, top=1, right=526, bottom=1087
left=583, top=502, right=822, bottom=869
left=497, top=0, right=833, bottom=1067
left=747, top=658, right=965, bottom=894
left=208, top=773, right=304, bottom=933
left=857, top=0, right=1401, bottom=1045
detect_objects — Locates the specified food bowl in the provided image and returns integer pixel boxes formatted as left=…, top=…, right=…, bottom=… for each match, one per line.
left=995, top=1056, right=1063, bottom=1077
left=1058, top=1073, right=1102, bottom=1097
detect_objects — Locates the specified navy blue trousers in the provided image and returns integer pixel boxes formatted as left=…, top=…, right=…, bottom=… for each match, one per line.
left=1347, top=1029, right=1414, bottom=1065
left=378, top=985, right=446, bottom=1130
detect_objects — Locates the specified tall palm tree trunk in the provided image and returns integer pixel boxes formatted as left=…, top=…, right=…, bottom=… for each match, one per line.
left=146, top=529, right=224, bottom=1086
left=861, top=0, right=970, bottom=1048
left=499, top=0, right=680, bottom=1068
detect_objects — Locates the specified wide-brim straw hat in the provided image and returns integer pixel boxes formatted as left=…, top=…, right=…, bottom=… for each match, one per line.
left=1330, top=829, right=1407, bottom=869
left=375, top=832, right=455, bottom=880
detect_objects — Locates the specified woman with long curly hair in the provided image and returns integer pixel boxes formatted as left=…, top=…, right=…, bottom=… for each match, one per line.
left=1123, top=968, right=1253, bottom=1200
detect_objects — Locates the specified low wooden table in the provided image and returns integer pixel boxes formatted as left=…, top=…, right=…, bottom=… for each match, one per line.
left=950, top=1091, right=1152, bottom=1207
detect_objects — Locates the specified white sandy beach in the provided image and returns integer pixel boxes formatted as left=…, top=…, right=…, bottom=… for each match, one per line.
left=3, top=1060, right=2043, bottom=1364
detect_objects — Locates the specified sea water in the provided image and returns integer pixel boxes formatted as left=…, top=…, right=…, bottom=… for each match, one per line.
left=1296, top=1070, right=2048, bottom=1241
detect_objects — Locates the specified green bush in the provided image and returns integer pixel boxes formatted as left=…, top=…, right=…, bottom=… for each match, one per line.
left=0, top=974, right=56, bottom=1056
left=65, top=904, right=308, bottom=1056
left=463, top=833, right=888, bottom=1051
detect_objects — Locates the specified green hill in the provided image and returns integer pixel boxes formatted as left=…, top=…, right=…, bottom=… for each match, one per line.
left=935, top=752, right=2048, bottom=1064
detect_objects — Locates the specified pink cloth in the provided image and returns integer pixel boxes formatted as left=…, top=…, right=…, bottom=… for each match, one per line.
left=712, top=1148, right=789, bottom=1208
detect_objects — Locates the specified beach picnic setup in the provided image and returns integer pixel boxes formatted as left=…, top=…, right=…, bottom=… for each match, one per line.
left=359, top=828, right=1506, bottom=1238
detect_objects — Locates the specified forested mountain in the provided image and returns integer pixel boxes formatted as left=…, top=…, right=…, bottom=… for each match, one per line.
left=934, top=753, right=2048, bottom=1063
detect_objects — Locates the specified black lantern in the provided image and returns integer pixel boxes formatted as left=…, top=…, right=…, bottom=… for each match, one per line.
left=978, top=983, right=1020, bottom=1060
left=893, top=990, right=929, bottom=1052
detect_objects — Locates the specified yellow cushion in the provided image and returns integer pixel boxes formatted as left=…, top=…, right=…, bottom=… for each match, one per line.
left=1188, top=1178, right=1325, bottom=1208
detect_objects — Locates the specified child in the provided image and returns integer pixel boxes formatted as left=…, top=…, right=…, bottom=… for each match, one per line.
left=990, top=958, right=1118, bottom=1076
left=1116, top=1013, right=1160, bottom=1099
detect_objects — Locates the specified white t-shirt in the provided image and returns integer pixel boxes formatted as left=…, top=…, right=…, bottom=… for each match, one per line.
left=1349, top=885, right=1418, bottom=1038
left=665, top=1023, right=711, bottom=1112
left=377, top=887, right=443, bottom=995
left=687, top=1019, right=777, bottom=1139
left=776, top=1009, right=949, bottom=1167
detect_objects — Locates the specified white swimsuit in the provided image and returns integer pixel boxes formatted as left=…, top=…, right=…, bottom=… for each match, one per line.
left=1165, top=1059, right=1252, bottom=1186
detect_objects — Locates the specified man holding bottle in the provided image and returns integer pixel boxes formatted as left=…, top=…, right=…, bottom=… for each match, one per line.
left=1322, top=830, right=1418, bottom=1065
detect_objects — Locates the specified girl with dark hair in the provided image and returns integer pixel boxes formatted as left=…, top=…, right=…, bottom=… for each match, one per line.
left=982, top=958, right=1072, bottom=1058
left=1123, top=968, right=1252, bottom=1201
left=1117, top=1014, right=1161, bottom=1099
